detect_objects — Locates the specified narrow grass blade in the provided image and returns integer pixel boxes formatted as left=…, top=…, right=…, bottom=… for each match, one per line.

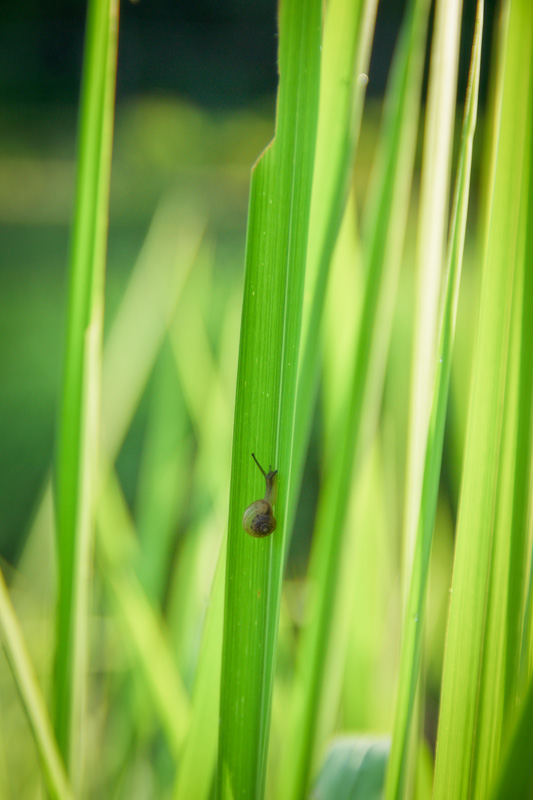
left=385, top=5, right=483, bottom=798
left=134, top=342, right=189, bottom=606
left=433, top=1, right=533, bottom=796
left=168, top=288, right=238, bottom=800
left=20, top=201, right=204, bottom=619
left=170, top=277, right=234, bottom=524
left=314, top=442, right=391, bottom=753
left=216, top=1, right=322, bottom=797
left=96, top=467, right=191, bottom=758
left=173, top=540, right=226, bottom=800
left=402, top=0, right=463, bottom=588
left=467, top=14, right=533, bottom=794
left=322, top=190, right=361, bottom=436
left=503, top=13, right=533, bottom=717
left=53, top=0, right=119, bottom=779
left=166, top=285, right=238, bottom=694
left=290, top=0, right=378, bottom=537
left=0, top=571, right=73, bottom=800
left=337, top=439, right=397, bottom=734
left=101, top=201, right=204, bottom=463
left=277, top=1, right=431, bottom=796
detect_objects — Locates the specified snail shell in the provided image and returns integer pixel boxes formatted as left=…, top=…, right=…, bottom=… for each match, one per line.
left=242, top=453, right=278, bottom=538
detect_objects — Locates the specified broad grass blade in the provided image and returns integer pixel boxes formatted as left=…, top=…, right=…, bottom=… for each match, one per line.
left=216, top=1, right=322, bottom=797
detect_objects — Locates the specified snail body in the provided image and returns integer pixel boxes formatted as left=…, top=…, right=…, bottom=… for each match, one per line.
left=243, top=453, right=278, bottom=537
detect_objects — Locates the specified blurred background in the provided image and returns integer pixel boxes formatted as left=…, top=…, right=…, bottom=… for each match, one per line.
left=0, top=1, right=504, bottom=796
left=0, top=0, right=495, bottom=568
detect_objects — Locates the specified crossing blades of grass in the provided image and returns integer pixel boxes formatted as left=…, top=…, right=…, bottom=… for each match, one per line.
left=101, top=200, right=204, bottom=463
left=402, top=0, right=463, bottom=591
left=277, top=0, right=431, bottom=797
left=173, top=541, right=226, bottom=800
left=96, top=467, right=191, bottom=759
left=52, top=0, right=118, bottom=783
left=168, top=280, right=239, bottom=799
left=289, top=0, right=377, bottom=531
left=385, top=5, right=483, bottom=798
left=216, top=1, right=321, bottom=797
left=433, top=1, right=533, bottom=796
left=10, top=194, right=203, bottom=792
left=133, top=342, right=190, bottom=606
left=19, top=200, right=203, bottom=601
left=0, top=571, right=72, bottom=800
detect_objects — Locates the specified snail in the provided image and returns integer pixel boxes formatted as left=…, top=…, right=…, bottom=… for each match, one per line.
left=242, top=453, right=278, bottom=537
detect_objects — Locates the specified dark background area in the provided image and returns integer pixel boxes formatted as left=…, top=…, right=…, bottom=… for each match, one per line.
left=0, top=0, right=496, bottom=108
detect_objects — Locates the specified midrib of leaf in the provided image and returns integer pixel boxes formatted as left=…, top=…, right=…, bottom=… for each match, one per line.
left=216, top=2, right=321, bottom=798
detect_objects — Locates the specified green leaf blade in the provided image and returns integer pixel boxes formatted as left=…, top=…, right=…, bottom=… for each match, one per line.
left=385, top=5, right=483, bottom=797
left=277, top=0, right=432, bottom=797
left=312, top=737, right=390, bottom=800
left=433, top=2, right=533, bottom=796
left=53, top=0, right=119, bottom=780
left=216, top=2, right=322, bottom=798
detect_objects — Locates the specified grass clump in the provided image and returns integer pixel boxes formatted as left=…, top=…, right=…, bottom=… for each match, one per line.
left=1, top=1, right=532, bottom=799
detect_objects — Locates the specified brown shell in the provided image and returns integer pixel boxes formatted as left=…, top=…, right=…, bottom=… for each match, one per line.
left=242, top=499, right=277, bottom=537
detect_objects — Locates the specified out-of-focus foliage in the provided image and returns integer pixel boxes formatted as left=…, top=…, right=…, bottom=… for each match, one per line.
left=0, top=1, right=532, bottom=799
